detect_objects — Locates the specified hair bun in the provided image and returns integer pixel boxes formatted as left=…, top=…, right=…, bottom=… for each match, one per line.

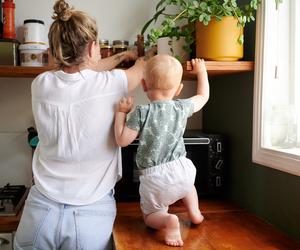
left=52, top=0, right=74, bottom=21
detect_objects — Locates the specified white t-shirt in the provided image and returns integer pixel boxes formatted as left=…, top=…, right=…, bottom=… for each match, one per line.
left=31, top=69, right=127, bottom=205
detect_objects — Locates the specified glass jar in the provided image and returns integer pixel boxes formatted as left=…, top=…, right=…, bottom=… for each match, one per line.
left=113, top=40, right=129, bottom=67
left=99, top=39, right=113, bottom=59
left=113, top=40, right=129, bottom=54
left=270, top=105, right=297, bottom=148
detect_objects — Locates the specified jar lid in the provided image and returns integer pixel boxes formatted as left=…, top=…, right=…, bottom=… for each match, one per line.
left=113, top=40, right=129, bottom=46
left=24, top=19, right=45, bottom=25
left=19, top=43, right=48, bottom=50
left=101, top=45, right=112, bottom=49
left=99, top=39, right=109, bottom=46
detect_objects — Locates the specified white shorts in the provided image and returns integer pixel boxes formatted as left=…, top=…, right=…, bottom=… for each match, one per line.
left=139, top=156, right=196, bottom=215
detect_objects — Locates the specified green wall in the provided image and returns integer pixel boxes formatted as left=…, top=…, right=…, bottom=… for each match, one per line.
left=202, top=18, right=300, bottom=242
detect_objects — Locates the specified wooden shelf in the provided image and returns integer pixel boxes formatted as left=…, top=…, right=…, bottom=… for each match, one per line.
left=183, top=60, right=254, bottom=80
left=0, top=61, right=254, bottom=79
left=0, top=66, right=53, bottom=78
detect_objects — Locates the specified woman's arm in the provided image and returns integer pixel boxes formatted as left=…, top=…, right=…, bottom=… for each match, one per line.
left=124, top=57, right=146, bottom=92
left=96, top=50, right=138, bottom=71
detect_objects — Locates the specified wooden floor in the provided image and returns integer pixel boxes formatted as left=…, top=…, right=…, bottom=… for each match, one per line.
left=113, top=200, right=300, bottom=250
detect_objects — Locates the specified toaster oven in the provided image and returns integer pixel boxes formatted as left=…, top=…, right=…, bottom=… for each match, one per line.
left=115, top=130, right=226, bottom=201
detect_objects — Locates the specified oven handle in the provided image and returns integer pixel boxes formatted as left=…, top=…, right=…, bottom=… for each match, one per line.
left=0, top=237, right=10, bottom=245
left=129, top=138, right=211, bottom=146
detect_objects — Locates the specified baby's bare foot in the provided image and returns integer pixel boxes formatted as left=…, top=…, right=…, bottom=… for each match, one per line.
left=190, top=210, right=204, bottom=224
left=164, top=214, right=183, bottom=247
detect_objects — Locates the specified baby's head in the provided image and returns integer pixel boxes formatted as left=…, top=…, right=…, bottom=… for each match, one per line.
left=144, top=54, right=183, bottom=91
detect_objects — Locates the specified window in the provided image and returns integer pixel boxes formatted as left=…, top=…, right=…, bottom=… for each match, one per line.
left=253, top=0, right=300, bottom=176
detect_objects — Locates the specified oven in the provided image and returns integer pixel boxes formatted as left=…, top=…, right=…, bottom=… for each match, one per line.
left=0, top=184, right=29, bottom=250
left=115, top=130, right=226, bottom=201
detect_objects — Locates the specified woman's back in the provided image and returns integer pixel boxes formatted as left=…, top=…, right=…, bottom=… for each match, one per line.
left=32, top=69, right=127, bottom=205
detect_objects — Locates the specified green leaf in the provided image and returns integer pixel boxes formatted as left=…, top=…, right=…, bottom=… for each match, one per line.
left=200, top=2, right=207, bottom=10
left=238, top=34, right=244, bottom=45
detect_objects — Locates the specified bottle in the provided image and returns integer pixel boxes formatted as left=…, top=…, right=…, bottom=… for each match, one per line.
left=0, top=0, right=3, bottom=38
left=136, top=34, right=144, bottom=57
left=2, top=0, right=16, bottom=39
left=270, top=105, right=297, bottom=148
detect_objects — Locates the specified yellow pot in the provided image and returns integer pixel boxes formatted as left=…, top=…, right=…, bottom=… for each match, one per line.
left=195, top=16, right=243, bottom=61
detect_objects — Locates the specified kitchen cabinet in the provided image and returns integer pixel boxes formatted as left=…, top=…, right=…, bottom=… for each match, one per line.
left=0, top=61, right=254, bottom=79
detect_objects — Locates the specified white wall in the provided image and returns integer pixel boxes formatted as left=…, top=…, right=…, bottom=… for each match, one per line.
left=0, top=0, right=201, bottom=186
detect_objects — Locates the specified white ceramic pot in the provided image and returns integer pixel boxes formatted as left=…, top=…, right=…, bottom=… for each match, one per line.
left=157, top=36, right=189, bottom=62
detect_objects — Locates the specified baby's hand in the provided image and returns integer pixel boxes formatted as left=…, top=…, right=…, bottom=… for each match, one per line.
left=190, top=58, right=207, bottom=75
left=117, top=96, right=134, bottom=113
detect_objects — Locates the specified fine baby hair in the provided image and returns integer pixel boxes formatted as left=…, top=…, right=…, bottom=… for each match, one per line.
left=145, top=54, right=183, bottom=90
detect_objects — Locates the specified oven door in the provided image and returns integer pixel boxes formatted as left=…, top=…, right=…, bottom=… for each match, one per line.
left=115, top=140, right=140, bottom=201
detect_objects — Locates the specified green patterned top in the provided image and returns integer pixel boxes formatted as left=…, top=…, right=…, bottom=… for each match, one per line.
left=126, top=98, right=194, bottom=169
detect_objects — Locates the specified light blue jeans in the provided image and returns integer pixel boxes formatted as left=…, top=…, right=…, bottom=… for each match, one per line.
left=14, top=185, right=116, bottom=250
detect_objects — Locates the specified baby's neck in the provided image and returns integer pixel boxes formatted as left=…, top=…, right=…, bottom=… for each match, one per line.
left=147, top=90, right=175, bottom=102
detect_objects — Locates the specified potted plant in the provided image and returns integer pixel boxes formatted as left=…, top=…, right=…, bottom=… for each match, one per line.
left=141, top=0, right=282, bottom=61
left=141, top=2, right=194, bottom=62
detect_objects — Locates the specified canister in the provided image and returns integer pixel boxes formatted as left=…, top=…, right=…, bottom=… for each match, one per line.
left=0, top=38, right=19, bottom=65
left=23, top=19, right=46, bottom=45
left=19, top=43, right=48, bottom=66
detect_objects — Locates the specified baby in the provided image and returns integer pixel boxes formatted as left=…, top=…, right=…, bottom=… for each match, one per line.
left=114, top=54, right=209, bottom=247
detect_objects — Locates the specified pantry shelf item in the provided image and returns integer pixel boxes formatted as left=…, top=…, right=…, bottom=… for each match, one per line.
left=23, top=19, right=46, bottom=45
left=100, top=39, right=113, bottom=59
left=19, top=43, right=48, bottom=67
left=2, top=0, right=16, bottom=39
left=0, top=38, right=19, bottom=66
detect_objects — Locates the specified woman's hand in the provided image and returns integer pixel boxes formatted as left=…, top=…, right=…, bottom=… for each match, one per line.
left=124, top=50, right=138, bottom=62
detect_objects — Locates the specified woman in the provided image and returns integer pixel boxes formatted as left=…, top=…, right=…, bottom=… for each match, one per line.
left=14, top=0, right=145, bottom=249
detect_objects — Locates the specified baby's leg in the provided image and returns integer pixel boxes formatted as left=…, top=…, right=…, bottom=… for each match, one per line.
left=182, top=185, right=204, bottom=224
left=143, top=211, right=183, bottom=247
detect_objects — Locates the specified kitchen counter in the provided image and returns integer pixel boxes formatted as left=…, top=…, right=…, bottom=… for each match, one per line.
left=113, top=200, right=300, bottom=250
left=0, top=211, right=22, bottom=233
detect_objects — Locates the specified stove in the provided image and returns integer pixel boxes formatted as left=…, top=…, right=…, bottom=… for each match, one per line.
left=0, top=183, right=29, bottom=216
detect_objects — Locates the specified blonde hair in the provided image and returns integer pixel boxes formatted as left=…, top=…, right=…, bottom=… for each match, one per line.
left=48, top=0, right=98, bottom=68
left=145, top=54, right=183, bottom=90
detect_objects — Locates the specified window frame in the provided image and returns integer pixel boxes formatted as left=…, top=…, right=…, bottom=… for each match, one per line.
left=252, top=0, right=300, bottom=176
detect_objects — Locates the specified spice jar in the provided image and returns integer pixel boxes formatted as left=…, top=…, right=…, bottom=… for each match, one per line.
left=113, top=40, right=129, bottom=67
left=113, top=40, right=129, bottom=54
left=99, top=39, right=113, bottom=59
